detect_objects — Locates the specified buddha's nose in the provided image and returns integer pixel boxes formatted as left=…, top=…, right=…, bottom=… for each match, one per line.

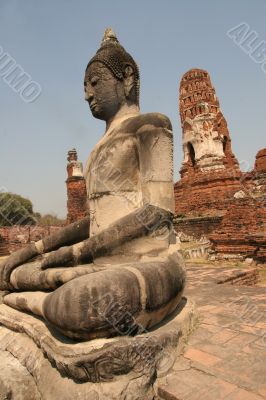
left=85, top=91, right=92, bottom=102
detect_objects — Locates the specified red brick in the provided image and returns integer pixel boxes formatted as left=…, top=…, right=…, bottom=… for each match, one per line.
left=174, top=71, right=266, bottom=262
left=184, top=347, right=221, bottom=366
left=66, top=148, right=87, bottom=224
left=226, top=388, right=264, bottom=400
left=258, top=385, right=266, bottom=397
left=0, top=226, right=62, bottom=255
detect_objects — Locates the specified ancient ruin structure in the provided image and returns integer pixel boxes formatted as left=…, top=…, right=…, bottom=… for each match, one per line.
left=174, top=68, right=266, bottom=262
left=0, top=225, right=61, bottom=256
left=0, top=231, right=8, bottom=256
left=243, top=148, right=266, bottom=196
left=210, top=196, right=266, bottom=261
left=179, top=69, right=239, bottom=174
left=0, top=150, right=86, bottom=256
left=0, top=29, right=193, bottom=400
left=255, top=148, right=266, bottom=173
left=175, top=68, right=242, bottom=218
left=66, top=148, right=87, bottom=224
left=210, top=149, right=266, bottom=261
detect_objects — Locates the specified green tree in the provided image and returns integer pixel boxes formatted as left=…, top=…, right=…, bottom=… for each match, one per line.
left=0, top=192, right=37, bottom=226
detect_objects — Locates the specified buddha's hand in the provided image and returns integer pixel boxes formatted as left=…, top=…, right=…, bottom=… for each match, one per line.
left=42, top=204, right=172, bottom=270
left=0, top=218, right=91, bottom=288
left=0, top=243, right=41, bottom=289
left=0, top=258, right=14, bottom=290
left=41, top=242, right=92, bottom=270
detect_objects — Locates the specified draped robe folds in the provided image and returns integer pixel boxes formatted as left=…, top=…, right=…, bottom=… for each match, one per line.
left=0, top=112, right=186, bottom=340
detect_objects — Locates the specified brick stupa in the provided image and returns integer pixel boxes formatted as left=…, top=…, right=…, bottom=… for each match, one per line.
left=66, top=149, right=87, bottom=224
left=175, top=68, right=242, bottom=217
left=174, top=69, right=266, bottom=261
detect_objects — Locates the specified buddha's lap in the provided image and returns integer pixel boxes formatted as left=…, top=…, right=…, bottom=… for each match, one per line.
left=5, top=256, right=185, bottom=340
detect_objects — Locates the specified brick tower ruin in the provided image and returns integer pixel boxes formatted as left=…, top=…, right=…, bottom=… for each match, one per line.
left=175, top=68, right=242, bottom=217
left=174, top=69, right=266, bottom=262
left=66, top=149, right=87, bottom=224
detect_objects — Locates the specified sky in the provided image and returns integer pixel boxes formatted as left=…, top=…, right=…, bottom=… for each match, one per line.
left=0, top=0, right=265, bottom=218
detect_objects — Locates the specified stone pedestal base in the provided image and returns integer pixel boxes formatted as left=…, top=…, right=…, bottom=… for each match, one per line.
left=0, top=298, right=196, bottom=400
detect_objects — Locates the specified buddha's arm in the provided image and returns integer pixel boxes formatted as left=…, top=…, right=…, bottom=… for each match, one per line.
left=136, top=115, right=175, bottom=213
left=40, top=115, right=175, bottom=270
left=40, top=204, right=172, bottom=269
left=0, top=216, right=90, bottom=285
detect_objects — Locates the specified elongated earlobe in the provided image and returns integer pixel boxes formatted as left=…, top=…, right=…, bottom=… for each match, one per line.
left=123, top=65, right=135, bottom=99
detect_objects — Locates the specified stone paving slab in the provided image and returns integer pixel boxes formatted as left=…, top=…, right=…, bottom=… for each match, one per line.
left=157, top=264, right=266, bottom=400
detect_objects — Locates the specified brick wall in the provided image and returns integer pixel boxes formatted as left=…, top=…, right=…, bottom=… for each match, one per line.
left=174, top=215, right=224, bottom=240
left=66, top=177, right=87, bottom=224
left=174, top=169, right=242, bottom=217
left=0, top=225, right=62, bottom=256
left=210, top=197, right=266, bottom=261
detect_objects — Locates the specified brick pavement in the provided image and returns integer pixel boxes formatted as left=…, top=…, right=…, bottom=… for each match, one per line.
left=157, top=263, right=266, bottom=400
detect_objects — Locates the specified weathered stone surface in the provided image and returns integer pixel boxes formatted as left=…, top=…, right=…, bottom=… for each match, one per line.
left=85, top=112, right=175, bottom=236
left=9, top=261, right=104, bottom=291
left=0, top=349, right=40, bottom=400
left=3, top=253, right=185, bottom=340
left=0, top=298, right=196, bottom=399
left=0, top=29, right=187, bottom=400
left=0, top=217, right=91, bottom=288
left=40, top=204, right=174, bottom=270
left=0, top=29, right=185, bottom=345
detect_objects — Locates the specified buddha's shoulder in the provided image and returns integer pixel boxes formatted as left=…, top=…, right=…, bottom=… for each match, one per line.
left=122, top=112, right=172, bottom=133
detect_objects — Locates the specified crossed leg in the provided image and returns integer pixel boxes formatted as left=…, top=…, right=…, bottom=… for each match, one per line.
left=3, top=254, right=186, bottom=341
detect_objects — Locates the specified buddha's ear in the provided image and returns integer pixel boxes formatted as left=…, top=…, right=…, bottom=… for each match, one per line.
left=123, top=65, right=135, bottom=99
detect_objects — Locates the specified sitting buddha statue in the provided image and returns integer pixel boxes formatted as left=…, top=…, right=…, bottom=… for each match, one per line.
left=0, top=29, right=185, bottom=342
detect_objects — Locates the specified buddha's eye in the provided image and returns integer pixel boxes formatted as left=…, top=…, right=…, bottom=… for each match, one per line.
left=90, top=77, right=99, bottom=86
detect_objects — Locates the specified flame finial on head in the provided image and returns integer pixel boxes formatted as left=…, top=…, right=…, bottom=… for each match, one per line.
left=101, top=28, right=119, bottom=46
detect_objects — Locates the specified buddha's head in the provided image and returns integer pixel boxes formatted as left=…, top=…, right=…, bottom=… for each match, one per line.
left=84, top=28, right=140, bottom=121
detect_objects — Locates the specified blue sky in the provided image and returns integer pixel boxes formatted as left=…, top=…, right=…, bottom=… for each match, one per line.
left=0, top=0, right=265, bottom=218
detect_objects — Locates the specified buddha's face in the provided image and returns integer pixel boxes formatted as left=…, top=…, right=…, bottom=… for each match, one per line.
left=84, top=62, right=125, bottom=121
